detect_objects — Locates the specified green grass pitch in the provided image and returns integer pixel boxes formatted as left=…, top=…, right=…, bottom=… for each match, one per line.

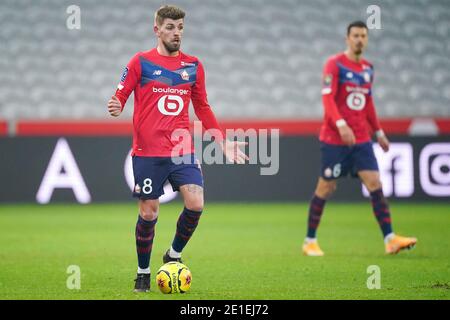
left=0, top=202, right=449, bottom=300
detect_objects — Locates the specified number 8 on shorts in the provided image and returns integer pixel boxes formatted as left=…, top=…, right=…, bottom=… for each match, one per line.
left=142, top=178, right=153, bottom=195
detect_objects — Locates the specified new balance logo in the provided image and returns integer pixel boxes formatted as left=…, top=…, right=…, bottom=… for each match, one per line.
left=153, top=70, right=162, bottom=76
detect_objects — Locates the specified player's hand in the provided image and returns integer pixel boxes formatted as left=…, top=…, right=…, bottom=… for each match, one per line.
left=377, top=134, right=390, bottom=152
left=108, top=95, right=122, bottom=117
left=338, top=125, right=356, bottom=146
left=220, top=140, right=249, bottom=164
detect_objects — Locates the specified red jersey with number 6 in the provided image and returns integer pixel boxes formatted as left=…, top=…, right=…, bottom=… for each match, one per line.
left=320, top=52, right=381, bottom=145
left=115, top=48, right=223, bottom=157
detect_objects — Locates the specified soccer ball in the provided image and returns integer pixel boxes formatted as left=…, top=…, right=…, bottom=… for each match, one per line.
left=156, top=261, right=192, bottom=294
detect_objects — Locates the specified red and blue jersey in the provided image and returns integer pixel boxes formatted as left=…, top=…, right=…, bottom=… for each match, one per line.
left=320, top=53, right=381, bottom=145
left=115, top=48, right=223, bottom=157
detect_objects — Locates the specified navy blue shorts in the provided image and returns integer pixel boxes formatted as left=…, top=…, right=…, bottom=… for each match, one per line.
left=320, top=142, right=379, bottom=180
left=132, top=154, right=203, bottom=200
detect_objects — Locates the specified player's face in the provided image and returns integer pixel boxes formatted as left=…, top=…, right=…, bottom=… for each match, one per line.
left=156, top=18, right=184, bottom=53
left=346, top=27, right=368, bottom=55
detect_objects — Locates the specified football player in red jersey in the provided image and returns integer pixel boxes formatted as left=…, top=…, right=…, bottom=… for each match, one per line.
left=107, top=5, right=247, bottom=292
left=302, top=21, right=417, bottom=257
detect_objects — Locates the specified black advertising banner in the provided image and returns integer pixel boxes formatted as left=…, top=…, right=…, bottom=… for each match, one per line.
left=0, top=136, right=449, bottom=203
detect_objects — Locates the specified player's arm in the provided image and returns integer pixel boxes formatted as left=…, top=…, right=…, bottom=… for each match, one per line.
left=366, top=94, right=389, bottom=152
left=322, top=59, right=356, bottom=146
left=108, top=54, right=141, bottom=117
left=191, top=61, right=248, bottom=164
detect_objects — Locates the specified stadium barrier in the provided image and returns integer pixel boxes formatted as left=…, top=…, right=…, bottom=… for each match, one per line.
left=0, top=121, right=7, bottom=136
left=8, top=118, right=450, bottom=137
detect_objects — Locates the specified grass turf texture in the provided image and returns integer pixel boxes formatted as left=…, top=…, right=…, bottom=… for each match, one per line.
left=0, top=203, right=449, bottom=300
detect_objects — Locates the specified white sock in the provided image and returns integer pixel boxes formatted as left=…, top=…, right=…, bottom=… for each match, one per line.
left=169, top=247, right=182, bottom=258
left=305, top=237, right=317, bottom=244
left=384, top=232, right=395, bottom=244
left=137, top=267, right=150, bottom=274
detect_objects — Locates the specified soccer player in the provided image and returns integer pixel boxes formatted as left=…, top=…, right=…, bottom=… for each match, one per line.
left=302, top=21, right=417, bottom=256
left=107, top=5, right=247, bottom=292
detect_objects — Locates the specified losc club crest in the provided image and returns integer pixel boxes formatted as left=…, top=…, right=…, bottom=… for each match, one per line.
left=181, top=70, right=189, bottom=81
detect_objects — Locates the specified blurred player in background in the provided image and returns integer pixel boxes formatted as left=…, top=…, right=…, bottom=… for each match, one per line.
left=302, top=21, right=417, bottom=256
left=107, top=5, right=247, bottom=292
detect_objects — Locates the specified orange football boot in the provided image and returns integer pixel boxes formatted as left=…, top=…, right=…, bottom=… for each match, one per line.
left=385, top=234, right=417, bottom=254
left=302, top=239, right=324, bottom=256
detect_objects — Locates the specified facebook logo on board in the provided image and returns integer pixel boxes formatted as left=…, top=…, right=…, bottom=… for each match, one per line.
left=362, top=143, right=414, bottom=197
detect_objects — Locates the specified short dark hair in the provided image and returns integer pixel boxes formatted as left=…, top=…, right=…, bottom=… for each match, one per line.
left=347, top=21, right=368, bottom=35
left=155, top=5, right=185, bottom=26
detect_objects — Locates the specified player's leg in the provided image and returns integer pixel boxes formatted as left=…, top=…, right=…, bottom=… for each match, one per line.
left=354, top=143, right=417, bottom=254
left=303, top=142, right=349, bottom=256
left=164, top=184, right=204, bottom=262
left=358, top=170, right=392, bottom=236
left=136, top=199, right=159, bottom=273
left=132, top=156, right=168, bottom=291
left=134, top=199, right=159, bottom=292
left=358, top=170, right=417, bottom=254
left=303, top=177, right=337, bottom=256
left=307, top=177, right=337, bottom=239
left=164, top=155, right=204, bottom=262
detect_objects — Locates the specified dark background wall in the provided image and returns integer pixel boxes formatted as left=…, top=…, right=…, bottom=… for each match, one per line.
left=0, top=136, right=449, bottom=203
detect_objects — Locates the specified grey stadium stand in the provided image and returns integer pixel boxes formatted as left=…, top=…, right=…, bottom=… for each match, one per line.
left=0, top=0, right=449, bottom=120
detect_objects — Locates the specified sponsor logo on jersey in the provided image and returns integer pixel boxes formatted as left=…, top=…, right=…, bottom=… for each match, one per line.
left=363, top=72, right=371, bottom=83
left=181, top=61, right=196, bottom=67
left=153, top=87, right=189, bottom=96
left=346, top=92, right=366, bottom=111
left=134, top=184, right=141, bottom=194
left=153, top=70, right=162, bottom=76
left=181, top=70, right=189, bottom=81
left=345, top=86, right=369, bottom=94
left=120, top=67, right=129, bottom=83
left=322, top=74, right=333, bottom=94
left=346, top=72, right=353, bottom=79
left=323, top=74, right=333, bottom=87
left=157, top=95, right=184, bottom=116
